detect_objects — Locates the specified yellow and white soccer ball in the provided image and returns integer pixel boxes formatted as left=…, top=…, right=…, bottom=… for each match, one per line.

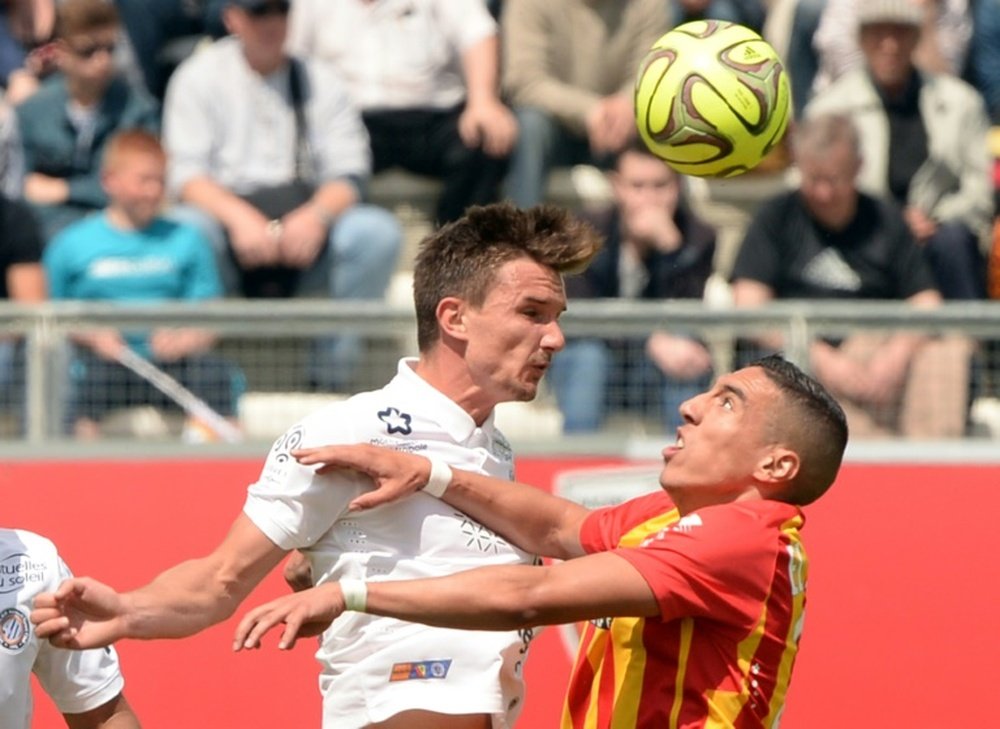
left=634, top=20, right=792, bottom=178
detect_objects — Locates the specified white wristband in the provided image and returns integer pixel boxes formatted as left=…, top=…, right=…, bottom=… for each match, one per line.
left=340, top=579, right=368, bottom=613
left=422, top=457, right=452, bottom=498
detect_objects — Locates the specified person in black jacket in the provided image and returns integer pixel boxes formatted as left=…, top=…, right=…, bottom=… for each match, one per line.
left=549, top=139, right=717, bottom=433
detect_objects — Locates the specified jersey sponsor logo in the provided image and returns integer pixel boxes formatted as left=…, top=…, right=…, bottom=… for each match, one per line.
left=588, top=616, right=613, bottom=630
left=0, top=551, right=49, bottom=594
left=388, top=658, right=452, bottom=682
left=0, top=607, right=30, bottom=652
left=368, top=436, right=428, bottom=453
left=378, top=407, right=412, bottom=435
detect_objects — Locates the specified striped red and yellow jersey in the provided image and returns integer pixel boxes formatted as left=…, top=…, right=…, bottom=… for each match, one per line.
left=563, top=491, right=808, bottom=729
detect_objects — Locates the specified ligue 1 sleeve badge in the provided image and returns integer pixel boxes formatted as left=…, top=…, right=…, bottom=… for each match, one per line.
left=0, top=607, right=30, bottom=652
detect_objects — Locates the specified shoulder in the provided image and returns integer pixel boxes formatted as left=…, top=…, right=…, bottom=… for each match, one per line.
left=174, top=38, right=235, bottom=84
left=46, top=215, right=102, bottom=254
left=921, top=72, right=986, bottom=105
left=807, top=69, right=875, bottom=112
left=15, top=76, right=66, bottom=118
left=0, top=528, right=59, bottom=564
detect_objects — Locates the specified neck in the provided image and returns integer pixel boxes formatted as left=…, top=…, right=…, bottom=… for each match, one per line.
left=105, top=206, right=146, bottom=231
left=67, top=77, right=106, bottom=106
left=243, top=47, right=286, bottom=76
left=413, top=345, right=497, bottom=426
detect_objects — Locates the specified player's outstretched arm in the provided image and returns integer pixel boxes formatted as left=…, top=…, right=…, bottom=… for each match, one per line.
left=294, top=444, right=591, bottom=560
left=32, top=514, right=288, bottom=649
left=235, top=551, right=658, bottom=651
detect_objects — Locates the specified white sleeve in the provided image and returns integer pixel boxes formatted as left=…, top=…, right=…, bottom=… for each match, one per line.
left=33, top=555, right=125, bottom=715
left=435, top=0, right=498, bottom=52
left=243, top=416, right=372, bottom=551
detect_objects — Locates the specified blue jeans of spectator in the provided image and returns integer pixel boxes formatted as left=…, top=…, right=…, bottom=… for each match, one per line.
left=549, top=338, right=711, bottom=433
left=0, top=338, right=25, bottom=431
left=167, top=203, right=403, bottom=391
left=503, top=107, right=615, bottom=209
left=924, top=221, right=987, bottom=300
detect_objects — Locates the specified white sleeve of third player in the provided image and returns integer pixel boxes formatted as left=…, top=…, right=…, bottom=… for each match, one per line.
left=33, top=553, right=125, bottom=715
left=243, top=410, right=373, bottom=551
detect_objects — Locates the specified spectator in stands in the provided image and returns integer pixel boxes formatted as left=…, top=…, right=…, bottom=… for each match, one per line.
left=730, top=113, right=973, bottom=438
left=287, top=0, right=516, bottom=226
left=499, top=0, right=669, bottom=208
left=15, top=0, right=159, bottom=244
left=0, top=176, right=44, bottom=431
left=163, top=0, right=402, bottom=391
left=43, top=129, right=244, bottom=440
left=0, top=99, right=24, bottom=197
left=806, top=0, right=992, bottom=302
left=549, top=139, right=716, bottom=434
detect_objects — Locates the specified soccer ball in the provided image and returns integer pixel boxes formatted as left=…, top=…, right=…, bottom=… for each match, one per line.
left=634, top=20, right=792, bottom=178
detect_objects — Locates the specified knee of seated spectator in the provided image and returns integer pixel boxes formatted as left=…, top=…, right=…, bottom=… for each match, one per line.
left=513, top=106, right=559, bottom=145
left=330, top=205, right=402, bottom=259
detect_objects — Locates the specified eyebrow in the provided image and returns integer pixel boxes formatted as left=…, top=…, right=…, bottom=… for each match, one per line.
left=718, top=382, right=747, bottom=403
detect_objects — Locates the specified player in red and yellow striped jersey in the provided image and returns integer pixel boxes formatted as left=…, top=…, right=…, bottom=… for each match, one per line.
left=566, top=492, right=808, bottom=728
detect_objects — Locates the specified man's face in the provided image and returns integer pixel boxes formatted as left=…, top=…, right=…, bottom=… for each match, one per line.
left=103, top=152, right=166, bottom=228
left=612, top=150, right=680, bottom=219
left=797, top=140, right=861, bottom=230
left=659, top=366, right=782, bottom=508
left=226, top=2, right=290, bottom=65
left=859, top=22, right=920, bottom=90
left=459, top=257, right=567, bottom=405
left=56, top=26, right=118, bottom=89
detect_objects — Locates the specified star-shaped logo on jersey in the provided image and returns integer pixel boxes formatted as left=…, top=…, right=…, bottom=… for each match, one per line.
left=378, top=407, right=412, bottom=435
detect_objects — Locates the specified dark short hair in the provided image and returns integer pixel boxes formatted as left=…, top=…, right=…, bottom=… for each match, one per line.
left=56, top=0, right=119, bottom=39
left=412, top=203, right=603, bottom=351
left=750, top=354, right=849, bottom=505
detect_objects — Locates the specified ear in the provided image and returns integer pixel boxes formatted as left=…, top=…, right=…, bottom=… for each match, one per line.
left=754, top=447, right=800, bottom=486
left=435, top=296, right=469, bottom=343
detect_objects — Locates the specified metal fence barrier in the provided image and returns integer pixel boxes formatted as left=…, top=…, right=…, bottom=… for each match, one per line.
left=3, top=299, right=1000, bottom=445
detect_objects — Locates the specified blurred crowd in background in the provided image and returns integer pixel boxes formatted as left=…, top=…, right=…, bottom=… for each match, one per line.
left=0, top=0, right=998, bottom=442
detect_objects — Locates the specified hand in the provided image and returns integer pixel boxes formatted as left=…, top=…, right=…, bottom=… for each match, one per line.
left=234, top=583, right=344, bottom=651
left=149, top=328, right=215, bottom=362
left=30, top=577, right=129, bottom=649
left=227, top=211, right=281, bottom=268
left=646, top=331, right=713, bottom=380
left=586, top=94, right=636, bottom=155
left=903, top=206, right=938, bottom=243
left=81, top=329, right=127, bottom=361
left=624, top=205, right=682, bottom=254
left=24, top=173, right=69, bottom=205
left=278, top=205, right=328, bottom=269
left=458, top=99, right=518, bottom=157
left=293, top=443, right=431, bottom=511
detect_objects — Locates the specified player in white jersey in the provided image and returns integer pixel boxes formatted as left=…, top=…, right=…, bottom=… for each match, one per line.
left=30, top=202, right=603, bottom=729
left=0, top=529, right=139, bottom=729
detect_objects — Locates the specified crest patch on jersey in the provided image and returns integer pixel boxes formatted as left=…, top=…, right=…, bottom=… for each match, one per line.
left=378, top=407, right=412, bottom=435
left=389, top=659, right=452, bottom=682
left=0, top=607, right=30, bottom=652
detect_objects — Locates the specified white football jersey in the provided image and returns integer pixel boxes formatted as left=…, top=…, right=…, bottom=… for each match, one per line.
left=244, top=359, right=534, bottom=728
left=0, top=529, right=125, bottom=729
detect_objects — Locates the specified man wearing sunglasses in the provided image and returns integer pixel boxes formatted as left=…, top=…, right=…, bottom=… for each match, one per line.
left=15, top=0, right=160, bottom=244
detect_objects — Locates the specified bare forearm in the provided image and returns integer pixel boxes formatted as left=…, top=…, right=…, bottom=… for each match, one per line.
left=463, top=35, right=501, bottom=105
left=309, top=179, right=358, bottom=221
left=181, top=177, right=260, bottom=229
left=442, top=468, right=588, bottom=560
